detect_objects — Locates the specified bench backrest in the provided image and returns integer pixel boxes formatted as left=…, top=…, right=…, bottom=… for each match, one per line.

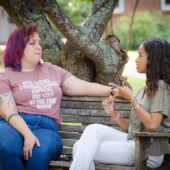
left=59, top=96, right=131, bottom=157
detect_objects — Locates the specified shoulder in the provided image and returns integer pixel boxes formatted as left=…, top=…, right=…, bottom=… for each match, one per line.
left=41, top=62, right=63, bottom=71
left=157, top=80, right=169, bottom=93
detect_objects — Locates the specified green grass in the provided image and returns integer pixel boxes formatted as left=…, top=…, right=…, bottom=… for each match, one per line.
left=127, top=77, right=145, bottom=96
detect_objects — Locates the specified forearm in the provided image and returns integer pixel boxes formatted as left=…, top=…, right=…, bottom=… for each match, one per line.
left=62, top=76, right=110, bottom=96
left=110, top=112, right=129, bottom=132
left=83, top=81, right=110, bottom=96
left=132, top=100, right=162, bottom=132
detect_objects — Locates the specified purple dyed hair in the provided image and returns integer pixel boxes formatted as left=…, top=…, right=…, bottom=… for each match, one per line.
left=2, top=25, right=39, bottom=71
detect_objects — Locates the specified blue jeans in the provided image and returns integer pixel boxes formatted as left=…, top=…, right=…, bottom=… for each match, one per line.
left=0, top=113, right=63, bottom=170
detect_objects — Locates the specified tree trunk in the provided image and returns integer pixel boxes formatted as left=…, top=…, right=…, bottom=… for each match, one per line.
left=0, top=0, right=128, bottom=85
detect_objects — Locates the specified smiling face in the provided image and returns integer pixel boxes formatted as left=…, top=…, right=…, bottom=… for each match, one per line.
left=135, top=44, right=148, bottom=73
left=21, top=32, right=42, bottom=71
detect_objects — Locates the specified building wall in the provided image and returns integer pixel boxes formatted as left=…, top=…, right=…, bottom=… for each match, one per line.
left=112, top=0, right=170, bottom=24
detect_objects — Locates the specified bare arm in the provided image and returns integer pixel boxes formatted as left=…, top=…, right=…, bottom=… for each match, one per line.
left=61, top=75, right=110, bottom=96
left=102, top=96, right=129, bottom=132
left=110, top=83, right=163, bottom=132
left=0, top=92, right=40, bottom=160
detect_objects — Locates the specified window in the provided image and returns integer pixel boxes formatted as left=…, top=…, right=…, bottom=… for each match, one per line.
left=161, top=0, right=170, bottom=11
left=114, top=0, right=124, bottom=14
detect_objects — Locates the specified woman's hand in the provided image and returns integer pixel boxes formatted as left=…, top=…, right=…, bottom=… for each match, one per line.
left=23, top=133, right=40, bottom=160
left=109, top=83, right=134, bottom=102
left=102, top=96, right=116, bottom=117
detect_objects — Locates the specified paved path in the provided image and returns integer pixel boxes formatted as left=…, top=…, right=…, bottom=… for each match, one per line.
left=122, top=61, right=146, bottom=80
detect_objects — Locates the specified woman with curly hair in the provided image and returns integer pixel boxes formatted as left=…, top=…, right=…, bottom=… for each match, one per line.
left=70, top=38, right=170, bottom=170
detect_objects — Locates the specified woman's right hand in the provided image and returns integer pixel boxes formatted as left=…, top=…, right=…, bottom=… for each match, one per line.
left=23, top=133, right=40, bottom=160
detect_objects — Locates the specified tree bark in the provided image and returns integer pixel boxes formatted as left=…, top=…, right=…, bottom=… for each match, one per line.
left=0, top=0, right=63, bottom=66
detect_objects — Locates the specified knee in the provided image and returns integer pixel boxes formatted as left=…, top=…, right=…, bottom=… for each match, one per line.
left=147, top=155, right=164, bottom=168
left=84, top=124, right=102, bottom=135
left=34, top=134, right=63, bottom=160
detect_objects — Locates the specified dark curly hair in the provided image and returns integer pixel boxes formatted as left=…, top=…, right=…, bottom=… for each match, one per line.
left=143, top=38, right=170, bottom=96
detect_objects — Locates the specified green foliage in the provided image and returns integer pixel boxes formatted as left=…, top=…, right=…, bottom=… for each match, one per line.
left=50, top=0, right=92, bottom=38
left=114, top=12, right=170, bottom=50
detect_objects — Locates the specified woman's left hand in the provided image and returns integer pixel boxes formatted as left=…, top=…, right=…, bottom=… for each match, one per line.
left=109, top=83, right=134, bottom=102
left=102, top=96, right=116, bottom=117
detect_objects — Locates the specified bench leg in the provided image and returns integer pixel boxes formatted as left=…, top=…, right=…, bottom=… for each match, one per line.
left=135, top=136, right=153, bottom=170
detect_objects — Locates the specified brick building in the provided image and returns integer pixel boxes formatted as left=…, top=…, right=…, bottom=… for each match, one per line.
left=114, top=0, right=170, bottom=18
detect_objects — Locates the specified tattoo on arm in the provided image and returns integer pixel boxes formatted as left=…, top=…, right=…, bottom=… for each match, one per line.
left=62, top=84, right=75, bottom=95
left=0, top=92, right=17, bottom=109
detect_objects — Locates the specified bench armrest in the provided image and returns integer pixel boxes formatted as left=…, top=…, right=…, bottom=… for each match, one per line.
left=133, top=131, right=170, bottom=170
left=133, top=131, right=170, bottom=137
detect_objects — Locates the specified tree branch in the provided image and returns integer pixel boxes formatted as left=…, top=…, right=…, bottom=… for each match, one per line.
left=83, top=0, right=118, bottom=41
left=35, top=0, right=127, bottom=84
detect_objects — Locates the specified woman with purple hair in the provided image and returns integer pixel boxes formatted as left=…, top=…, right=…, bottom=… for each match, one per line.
left=0, top=25, right=111, bottom=170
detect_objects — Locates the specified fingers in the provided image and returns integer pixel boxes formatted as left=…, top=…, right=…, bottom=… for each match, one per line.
left=109, top=83, right=120, bottom=89
left=36, top=138, right=40, bottom=147
left=23, top=145, right=33, bottom=160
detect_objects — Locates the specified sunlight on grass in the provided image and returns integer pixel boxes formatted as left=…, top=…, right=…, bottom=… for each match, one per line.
left=127, top=50, right=138, bottom=62
left=127, top=77, right=145, bottom=96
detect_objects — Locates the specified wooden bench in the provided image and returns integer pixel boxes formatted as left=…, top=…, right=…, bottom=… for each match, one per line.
left=49, top=96, right=170, bottom=170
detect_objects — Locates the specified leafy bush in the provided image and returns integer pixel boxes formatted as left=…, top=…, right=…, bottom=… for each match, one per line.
left=114, top=12, right=170, bottom=50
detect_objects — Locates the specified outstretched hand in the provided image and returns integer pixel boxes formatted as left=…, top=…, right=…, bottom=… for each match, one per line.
left=109, top=83, right=134, bottom=102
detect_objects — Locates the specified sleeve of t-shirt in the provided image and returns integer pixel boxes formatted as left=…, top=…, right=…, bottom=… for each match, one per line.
left=0, top=71, right=12, bottom=94
left=150, top=81, right=169, bottom=117
left=46, top=63, right=72, bottom=85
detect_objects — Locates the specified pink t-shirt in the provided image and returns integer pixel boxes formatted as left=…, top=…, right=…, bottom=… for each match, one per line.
left=0, top=62, right=71, bottom=124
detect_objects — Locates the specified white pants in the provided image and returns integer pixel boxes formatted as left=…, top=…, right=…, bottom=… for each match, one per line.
left=69, top=124, right=164, bottom=170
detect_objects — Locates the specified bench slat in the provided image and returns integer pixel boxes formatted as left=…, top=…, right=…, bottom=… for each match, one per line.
left=61, top=101, right=131, bottom=110
left=59, top=124, right=85, bottom=132
left=61, top=108, right=130, bottom=117
left=62, top=96, right=129, bottom=102
left=49, top=160, right=135, bottom=170
left=62, top=115, right=117, bottom=125
left=59, top=132, right=81, bottom=140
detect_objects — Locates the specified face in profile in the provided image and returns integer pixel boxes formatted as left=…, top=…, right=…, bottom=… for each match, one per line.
left=22, top=32, right=42, bottom=68
left=135, top=45, right=148, bottom=73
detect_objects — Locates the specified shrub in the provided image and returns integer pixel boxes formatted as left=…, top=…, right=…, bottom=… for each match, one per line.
left=114, top=12, right=170, bottom=50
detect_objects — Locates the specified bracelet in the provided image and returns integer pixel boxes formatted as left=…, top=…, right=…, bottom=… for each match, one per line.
left=131, top=97, right=137, bottom=103
left=8, top=113, right=19, bottom=124
left=113, top=112, right=120, bottom=121
left=133, top=104, right=141, bottom=111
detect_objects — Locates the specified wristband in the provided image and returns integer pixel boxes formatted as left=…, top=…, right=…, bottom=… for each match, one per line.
left=131, top=97, right=137, bottom=103
left=113, top=112, right=120, bottom=121
left=8, top=113, right=19, bottom=124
